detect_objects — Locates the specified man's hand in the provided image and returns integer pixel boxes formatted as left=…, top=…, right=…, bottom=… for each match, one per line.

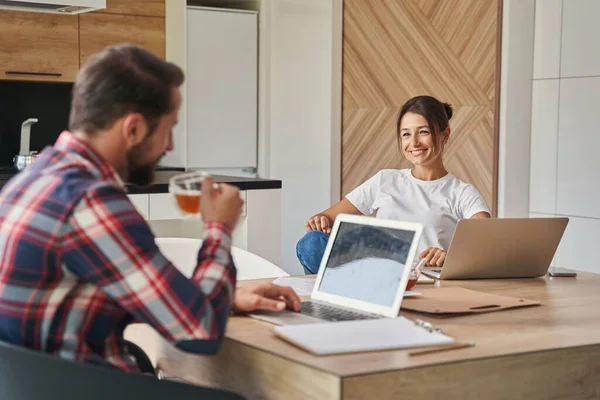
left=232, top=282, right=301, bottom=313
left=200, top=175, right=243, bottom=231
left=419, top=247, right=447, bottom=267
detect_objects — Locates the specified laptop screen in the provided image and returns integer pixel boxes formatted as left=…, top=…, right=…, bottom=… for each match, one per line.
left=317, top=221, right=416, bottom=307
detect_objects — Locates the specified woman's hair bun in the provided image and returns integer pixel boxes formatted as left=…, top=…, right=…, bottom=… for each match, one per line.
left=443, top=102, right=453, bottom=120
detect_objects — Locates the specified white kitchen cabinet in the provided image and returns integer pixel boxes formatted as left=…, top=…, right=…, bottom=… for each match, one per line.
left=147, top=192, right=247, bottom=221
left=185, top=7, right=258, bottom=170
left=148, top=193, right=186, bottom=221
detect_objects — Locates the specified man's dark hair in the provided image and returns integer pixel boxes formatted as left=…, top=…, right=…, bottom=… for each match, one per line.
left=69, top=44, right=184, bottom=135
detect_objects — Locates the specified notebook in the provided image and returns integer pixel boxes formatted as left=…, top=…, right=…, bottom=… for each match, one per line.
left=273, top=316, right=454, bottom=355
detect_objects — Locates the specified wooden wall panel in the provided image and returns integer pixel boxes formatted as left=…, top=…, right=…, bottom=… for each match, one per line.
left=342, top=0, right=501, bottom=214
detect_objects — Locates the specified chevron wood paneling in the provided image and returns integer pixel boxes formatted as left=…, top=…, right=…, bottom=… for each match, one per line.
left=342, top=0, right=501, bottom=214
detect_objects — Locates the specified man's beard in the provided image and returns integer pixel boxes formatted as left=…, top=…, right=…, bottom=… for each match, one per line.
left=126, top=146, right=163, bottom=187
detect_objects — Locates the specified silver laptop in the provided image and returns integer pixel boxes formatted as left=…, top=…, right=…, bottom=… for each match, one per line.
left=250, top=214, right=423, bottom=325
left=422, top=217, right=569, bottom=280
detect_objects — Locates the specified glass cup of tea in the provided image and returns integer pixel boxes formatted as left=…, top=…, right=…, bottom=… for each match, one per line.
left=406, top=259, right=426, bottom=291
left=168, top=171, right=209, bottom=217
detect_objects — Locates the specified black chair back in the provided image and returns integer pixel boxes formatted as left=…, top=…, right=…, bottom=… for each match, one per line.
left=0, top=341, right=245, bottom=400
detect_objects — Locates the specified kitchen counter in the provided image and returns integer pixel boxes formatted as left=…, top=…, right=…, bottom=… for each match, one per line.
left=127, top=171, right=282, bottom=194
left=0, top=168, right=282, bottom=194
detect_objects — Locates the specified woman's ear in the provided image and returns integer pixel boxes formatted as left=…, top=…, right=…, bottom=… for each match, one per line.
left=442, top=127, right=451, bottom=145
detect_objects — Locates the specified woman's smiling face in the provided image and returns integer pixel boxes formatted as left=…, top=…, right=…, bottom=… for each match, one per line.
left=399, top=112, right=446, bottom=166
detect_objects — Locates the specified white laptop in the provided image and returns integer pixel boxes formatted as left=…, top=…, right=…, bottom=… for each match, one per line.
left=250, top=214, right=423, bottom=325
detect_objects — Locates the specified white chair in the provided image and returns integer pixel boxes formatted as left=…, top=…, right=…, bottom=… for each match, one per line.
left=124, top=237, right=289, bottom=369
left=154, top=237, right=289, bottom=280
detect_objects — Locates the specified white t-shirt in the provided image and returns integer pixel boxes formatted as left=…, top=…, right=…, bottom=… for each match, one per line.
left=345, top=169, right=490, bottom=255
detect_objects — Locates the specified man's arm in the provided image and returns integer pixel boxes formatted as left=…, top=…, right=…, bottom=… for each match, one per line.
left=62, top=184, right=235, bottom=355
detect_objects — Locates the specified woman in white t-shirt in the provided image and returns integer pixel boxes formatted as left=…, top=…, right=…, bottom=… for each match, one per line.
left=296, top=95, right=490, bottom=274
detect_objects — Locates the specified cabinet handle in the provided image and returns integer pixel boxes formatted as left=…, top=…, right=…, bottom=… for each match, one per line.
left=5, top=71, right=62, bottom=77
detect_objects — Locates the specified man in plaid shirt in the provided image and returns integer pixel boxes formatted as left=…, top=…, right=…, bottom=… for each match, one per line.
left=0, top=45, right=299, bottom=374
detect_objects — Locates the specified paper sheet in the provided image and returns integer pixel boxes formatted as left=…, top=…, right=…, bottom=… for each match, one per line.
left=272, top=276, right=316, bottom=296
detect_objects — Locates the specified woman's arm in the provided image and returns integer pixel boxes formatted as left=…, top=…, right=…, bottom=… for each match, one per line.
left=307, top=171, right=382, bottom=232
left=305, top=198, right=362, bottom=233
left=421, top=211, right=491, bottom=266
left=471, top=211, right=491, bottom=219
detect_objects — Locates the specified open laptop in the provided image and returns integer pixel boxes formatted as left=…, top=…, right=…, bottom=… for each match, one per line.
left=422, top=217, right=569, bottom=280
left=250, top=214, right=423, bottom=325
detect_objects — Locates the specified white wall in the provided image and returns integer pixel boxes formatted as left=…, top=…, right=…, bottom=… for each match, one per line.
left=497, top=0, right=535, bottom=218
left=259, top=0, right=342, bottom=274
left=529, top=0, right=600, bottom=273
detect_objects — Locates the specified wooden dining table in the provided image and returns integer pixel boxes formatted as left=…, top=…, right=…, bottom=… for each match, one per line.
left=128, top=272, right=600, bottom=399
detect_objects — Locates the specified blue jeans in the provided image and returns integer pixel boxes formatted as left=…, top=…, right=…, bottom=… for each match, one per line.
left=296, top=230, right=330, bottom=274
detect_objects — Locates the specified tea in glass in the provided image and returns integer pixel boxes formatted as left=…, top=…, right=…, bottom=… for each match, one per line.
left=169, top=171, right=207, bottom=217
left=174, top=192, right=201, bottom=214
left=406, top=259, right=426, bottom=290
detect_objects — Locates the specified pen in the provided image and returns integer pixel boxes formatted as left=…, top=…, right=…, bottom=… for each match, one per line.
left=408, top=341, right=475, bottom=357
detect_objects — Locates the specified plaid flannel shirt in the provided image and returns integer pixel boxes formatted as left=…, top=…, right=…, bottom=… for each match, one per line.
left=0, top=131, right=236, bottom=372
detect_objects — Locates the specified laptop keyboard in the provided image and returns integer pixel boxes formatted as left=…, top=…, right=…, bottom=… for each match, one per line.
left=300, top=301, right=380, bottom=322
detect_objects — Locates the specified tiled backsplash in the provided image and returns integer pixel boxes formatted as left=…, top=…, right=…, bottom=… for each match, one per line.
left=0, top=81, right=72, bottom=167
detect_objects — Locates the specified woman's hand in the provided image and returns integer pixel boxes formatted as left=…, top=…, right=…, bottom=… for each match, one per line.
left=419, top=247, right=447, bottom=267
left=305, top=214, right=332, bottom=234
left=303, top=199, right=362, bottom=234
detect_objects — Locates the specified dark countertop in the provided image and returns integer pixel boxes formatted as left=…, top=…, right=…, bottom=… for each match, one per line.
left=127, top=171, right=282, bottom=194
left=0, top=167, right=282, bottom=194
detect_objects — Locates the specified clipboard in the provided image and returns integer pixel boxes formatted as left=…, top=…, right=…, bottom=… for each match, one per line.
left=273, top=316, right=455, bottom=356
left=400, top=287, right=540, bottom=317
